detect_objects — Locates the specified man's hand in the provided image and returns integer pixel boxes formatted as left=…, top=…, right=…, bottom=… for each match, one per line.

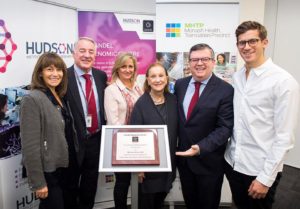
left=176, top=145, right=200, bottom=157
left=35, top=186, right=48, bottom=199
left=248, top=179, right=269, bottom=199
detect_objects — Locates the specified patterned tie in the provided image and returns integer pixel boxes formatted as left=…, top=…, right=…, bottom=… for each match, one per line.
left=82, top=74, right=98, bottom=133
left=187, top=82, right=201, bottom=120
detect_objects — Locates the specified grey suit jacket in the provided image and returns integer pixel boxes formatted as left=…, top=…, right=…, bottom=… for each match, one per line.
left=20, top=89, right=68, bottom=191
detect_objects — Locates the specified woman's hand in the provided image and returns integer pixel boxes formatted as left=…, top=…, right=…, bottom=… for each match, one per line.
left=138, top=172, right=145, bottom=183
left=35, top=186, right=48, bottom=199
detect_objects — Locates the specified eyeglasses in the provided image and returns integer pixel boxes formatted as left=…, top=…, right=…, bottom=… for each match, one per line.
left=189, top=57, right=213, bottom=64
left=237, top=38, right=260, bottom=48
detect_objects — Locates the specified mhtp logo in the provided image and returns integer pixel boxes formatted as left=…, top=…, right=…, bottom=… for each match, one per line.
left=0, top=19, right=17, bottom=73
left=166, top=23, right=181, bottom=38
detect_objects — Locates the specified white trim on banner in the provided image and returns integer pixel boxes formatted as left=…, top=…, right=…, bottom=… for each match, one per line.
left=78, top=9, right=155, bottom=16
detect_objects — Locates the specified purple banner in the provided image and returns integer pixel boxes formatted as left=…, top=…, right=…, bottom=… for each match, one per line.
left=78, top=11, right=156, bottom=79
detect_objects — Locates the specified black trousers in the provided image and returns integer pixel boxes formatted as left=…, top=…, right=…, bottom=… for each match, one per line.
left=224, top=161, right=282, bottom=209
left=178, top=163, right=224, bottom=209
left=138, top=189, right=167, bottom=209
left=62, top=133, right=100, bottom=209
left=113, top=172, right=131, bottom=209
left=39, top=169, right=64, bottom=209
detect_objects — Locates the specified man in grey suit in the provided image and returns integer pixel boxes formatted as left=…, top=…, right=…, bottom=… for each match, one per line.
left=63, top=37, right=107, bottom=209
left=175, top=43, right=234, bottom=209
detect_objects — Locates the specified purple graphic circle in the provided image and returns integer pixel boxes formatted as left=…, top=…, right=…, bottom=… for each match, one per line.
left=0, top=44, right=5, bottom=50
left=5, top=32, right=11, bottom=38
left=0, top=20, right=4, bottom=26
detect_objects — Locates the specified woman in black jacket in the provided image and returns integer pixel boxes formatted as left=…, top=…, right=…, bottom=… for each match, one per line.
left=130, top=62, right=177, bottom=209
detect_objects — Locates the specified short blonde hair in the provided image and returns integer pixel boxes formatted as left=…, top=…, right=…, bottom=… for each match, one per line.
left=111, top=53, right=138, bottom=83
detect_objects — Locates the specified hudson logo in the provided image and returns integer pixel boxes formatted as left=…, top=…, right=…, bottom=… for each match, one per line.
left=143, top=20, right=154, bottom=32
left=26, top=41, right=74, bottom=58
left=166, top=23, right=181, bottom=38
left=123, top=18, right=140, bottom=24
left=0, top=19, right=17, bottom=73
left=16, top=192, right=38, bottom=209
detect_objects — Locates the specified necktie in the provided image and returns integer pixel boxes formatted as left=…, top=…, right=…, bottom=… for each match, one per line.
left=82, top=74, right=98, bottom=133
left=187, top=82, right=201, bottom=120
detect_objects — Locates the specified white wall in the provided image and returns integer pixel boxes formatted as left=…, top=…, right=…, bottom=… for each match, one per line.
left=237, top=0, right=265, bottom=69
left=264, top=0, right=300, bottom=168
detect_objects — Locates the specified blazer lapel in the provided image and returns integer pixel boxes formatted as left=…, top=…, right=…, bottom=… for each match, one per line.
left=145, top=93, right=166, bottom=124
left=179, top=77, right=191, bottom=123
left=199, top=74, right=217, bottom=102
left=187, top=74, right=217, bottom=121
left=68, top=67, right=85, bottom=120
left=92, top=69, right=104, bottom=109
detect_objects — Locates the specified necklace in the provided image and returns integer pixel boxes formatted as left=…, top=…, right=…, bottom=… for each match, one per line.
left=150, top=92, right=165, bottom=105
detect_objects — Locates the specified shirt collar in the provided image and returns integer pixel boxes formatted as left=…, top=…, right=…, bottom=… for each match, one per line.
left=190, top=74, right=212, bottom=85
left=115, top=78, right=138, bottom=91
left=243, top=58, right=272, bottom=77
left=115, top=78, right=127, bottom=90
left=74, top=64, right=93, bottom=77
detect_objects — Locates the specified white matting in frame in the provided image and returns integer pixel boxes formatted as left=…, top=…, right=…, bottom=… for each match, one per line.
left=99, top=125, right=171, bottom=172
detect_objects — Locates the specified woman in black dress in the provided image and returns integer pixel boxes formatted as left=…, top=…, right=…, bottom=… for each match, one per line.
left=130, top=62, right=178, bottom=209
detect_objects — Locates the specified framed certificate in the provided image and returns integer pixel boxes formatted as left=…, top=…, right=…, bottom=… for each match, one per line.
left=99, top=125, right=171, bottom=173
left=112, top=129, right=160, bottom=165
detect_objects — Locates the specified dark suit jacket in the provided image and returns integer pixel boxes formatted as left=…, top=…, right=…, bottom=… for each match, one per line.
left=65, top=65, right=107, bottom=166
left=130, top=92, right=178, bottom=193
left=175, top=74, right=233, bottom=175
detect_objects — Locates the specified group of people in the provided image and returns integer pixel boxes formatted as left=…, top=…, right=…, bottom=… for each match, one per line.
left=19, top=20, right=299, bottom=209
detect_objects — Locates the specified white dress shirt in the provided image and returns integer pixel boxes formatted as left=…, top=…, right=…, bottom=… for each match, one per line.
left=104, top=78, right=142, bottom=125
left=225, top=58, right=300, bottom=187
left=74, top=65, right=101, bottom=129
left=183, top=75, right=211, bottom=118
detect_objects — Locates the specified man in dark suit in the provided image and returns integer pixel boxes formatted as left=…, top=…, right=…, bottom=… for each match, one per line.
left=64, top=37, right=107, bottom=209
left=175, top=43, right=234, bottom=209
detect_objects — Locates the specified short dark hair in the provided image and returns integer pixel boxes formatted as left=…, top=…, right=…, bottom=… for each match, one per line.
left=31, top=52, right=67, bottom=97
left=235, top=21, right=267, bottom=41
left=217, top=53, right=226, bottom=65
left=0, top=94, right=8, bottom=121
left=0, top=94, right=8, bottom=110
left=189, top=43, right=215, bottom=59
left=143, top=62, right=169, bottom=93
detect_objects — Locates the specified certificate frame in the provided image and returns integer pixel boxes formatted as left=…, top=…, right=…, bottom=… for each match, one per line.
left=111, top=128, right=160, bottom=165
left=99, top=125, right=171, bottom=172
